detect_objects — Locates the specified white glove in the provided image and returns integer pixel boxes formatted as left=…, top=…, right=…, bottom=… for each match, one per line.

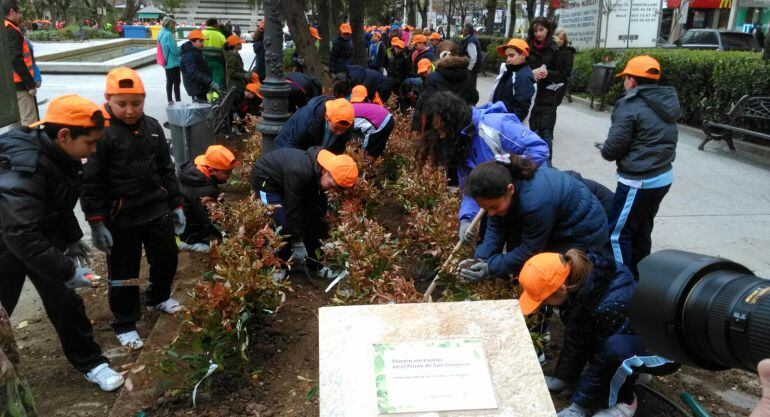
left=65, top=240, right=91, bottom=266
left=89, top=222, right=113, bottom=255
left=291, top=242, right=308, bottom=265
left=173, top=207, right=186, bottom=235
left=65, top=267, right=97, bottom=289
left=557, top=403, right=589, bottom=417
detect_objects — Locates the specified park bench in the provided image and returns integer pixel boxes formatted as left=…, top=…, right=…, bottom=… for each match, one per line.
left=700, top=95, right=770, bottom=151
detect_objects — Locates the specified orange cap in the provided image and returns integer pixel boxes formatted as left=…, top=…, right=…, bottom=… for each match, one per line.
left=324, top=98, right=355, bottom=127
left=429, top=32, right=441, bottom=40
left=417, top=58, right=432, bottom=75
left=390, top=37, right=405, bottom=49
left=30, top=94, right=103, bottom=128
left=616, top=55, right=661, bottom=80
left=105, top=67, right=145, bottom=95
left=518, top=253, right=571, bottom=315
left=194, top=145, right=238, bottom=170
left=246, top=82, right=263, bottom=99
left=227, top=34, right=245, bottom=46
left=410, top=34, right=427, bottom=45
left=350, top=85, right=368, bottom=103
left=316, top=149, right=359, bottom=188
left=188, top=29, right=204, bottom=40
left=310, top=26, right=321, bottom=40
left=497, top=38, right=530, bottom=57
left=339, top=23, right=352, bottom=34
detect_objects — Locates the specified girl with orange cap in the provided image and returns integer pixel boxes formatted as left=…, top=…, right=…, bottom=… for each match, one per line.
left=487, top=38, right=536, bottom=123
left=329, top=23, right=353, bottom=74
left=517, top=250, right=677, bottom=417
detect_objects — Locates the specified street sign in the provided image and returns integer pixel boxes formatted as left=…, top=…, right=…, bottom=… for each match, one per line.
left=559, top=0, right=601, bottom=49
left=601, top=0, right=662, bottom=48
left=0, top=24, right=20, bottom=128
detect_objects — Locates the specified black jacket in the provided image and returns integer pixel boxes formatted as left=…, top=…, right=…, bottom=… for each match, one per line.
left=459, top=34, right=483, bottom=74
left=0, top=128, right=82, bottom=282
left=410, top=47, right=436, bottom=77
left=253, top=34, right=266, bottom=81
left=180, top=41, right=213, bottom=98
left=178, top=162, right=222, bottom=243
left=80, top=106, right=183, bottom=230
left=274, top=95, right=351, bottom=154
left=286, top=71, right=323, bottom=113
left=346, top=64, right=388, bottom=101
left=250, top=147, right=324, bottom=238
left=553, top=45, right=575, bottom=105
left=388, top=50, right=412, bottom=86
left=491, top=62, right=536, bottom=121
left=4, top=20, right=35, bottom=91
left=329, top=35, right=353, bottom=74
left=425, top=56, right=479, bottom=105
left=526, top=38, right=565, bottom=108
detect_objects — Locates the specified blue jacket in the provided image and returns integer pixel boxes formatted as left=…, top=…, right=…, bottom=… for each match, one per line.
left=180, top=41, right=212, bottom=98
left=458, top=102, right=550, bottom=222
left=346, top=64, right=387, bottom=101
left=489, top=62, right=536, bottom=123
left=158, top=28, right=180, bottom=69
left=552, top=253, right=637, bottom=408
left=475, top=167, right=608, bottom=277
left=274, top=95, right=352, bottom=154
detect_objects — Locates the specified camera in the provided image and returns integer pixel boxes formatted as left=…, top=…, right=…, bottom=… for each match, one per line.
left=630, top=249, right=770, bottom=372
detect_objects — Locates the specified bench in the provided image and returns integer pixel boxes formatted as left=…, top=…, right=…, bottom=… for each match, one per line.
left=700, top=95, right=770, bottom=151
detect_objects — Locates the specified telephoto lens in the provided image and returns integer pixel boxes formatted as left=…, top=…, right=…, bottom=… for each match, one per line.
left=630, top=250, right=770, bottom=372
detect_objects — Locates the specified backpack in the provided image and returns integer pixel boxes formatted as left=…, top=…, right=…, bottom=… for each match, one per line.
left=156, top=41, right=167, bottom=67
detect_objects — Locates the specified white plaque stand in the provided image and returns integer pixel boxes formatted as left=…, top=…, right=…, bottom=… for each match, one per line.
left=319, top=300, right=556, bottom=417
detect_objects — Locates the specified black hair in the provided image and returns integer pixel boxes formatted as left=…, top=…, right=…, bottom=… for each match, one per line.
left=2, top=0, right=19, bottom=16
left=42, top=111, right=106, bottom=140
left=206, top=18, right=218, bottom=27
left=463, top=23, right=474, bottom=34
left=629, top=75, right=659, bottom=85
left=415, top=91, right=474, bottom=168
left=527, top=17, right=552, bottom=43
left=331, top=73, right=351, bottom=98
left=462, top=157, right=538, bottom=199
left=223, top=42, right=235, bottom=51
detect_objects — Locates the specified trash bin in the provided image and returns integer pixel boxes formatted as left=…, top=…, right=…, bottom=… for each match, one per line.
left=176, top=26, right=197, bottom=39
left=123, top=25, right=148, bottom=39
left=166, top=103, right=214, bottom=170
left=588, top=63, right=616, bottom=111
left=149, top=25, right=162, bottom=39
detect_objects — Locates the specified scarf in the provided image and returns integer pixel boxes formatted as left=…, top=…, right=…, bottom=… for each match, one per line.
left=533, top=38, right=547, bottom=50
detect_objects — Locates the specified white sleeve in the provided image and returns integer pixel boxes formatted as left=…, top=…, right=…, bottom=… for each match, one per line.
left=467, top=43, right=477, bottom=70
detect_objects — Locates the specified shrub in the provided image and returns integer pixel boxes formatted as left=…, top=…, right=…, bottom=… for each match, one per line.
left=28, top=25, right=118, bottom=41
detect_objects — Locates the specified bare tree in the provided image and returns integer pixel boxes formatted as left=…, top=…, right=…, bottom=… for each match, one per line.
left=485, top=0, right=496, bottom=34
left=507, top=0, right=516, bottom=36
left=317, top=0, right=332, bottom=65
left=416, top=0, right=429, bottom=28
left=349, top=0, right=367, bottom=66
left=525, top=0, right=536, bottom=22
left=284, top=0, right=325, bottom=79
left=406, top=0, right=416, bottom=25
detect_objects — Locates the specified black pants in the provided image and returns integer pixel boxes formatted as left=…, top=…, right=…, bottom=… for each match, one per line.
left=0, top=249, right=107, bottom=372
left=534, top=128, right=554, bottom=164
left=165, top=67, right=181, bottom=103
left=362, top=117, right=395, bottom=158
left=107, top=215, right=178, bottom=333
left=468, top=72, right=479, bottom=104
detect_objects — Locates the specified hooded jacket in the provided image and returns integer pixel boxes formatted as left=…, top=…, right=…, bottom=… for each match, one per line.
left=410, top=47, right=436, bottom=76
left=274, top=95, right=352, bottom=154
left=475, top=166, right=609, bottom=278
left=601, top=85, right=680, bottom=180
left=157, top=27, right=180, bottom=69
left=224, top=49, right=248, bottom=93
left=180, top=41, right=213, bottom=98
left=286, top=72, right=323, bottom=113
left=490, top=62, right=537, bottom=122
left=177, top=161, right=222, bottom=243
left=553, top=253, right=637, bottom=408
left=424, top=56, right=479, bottom=105
left=329, top=35, right=353, bottom=74
left=458, top=102, right=550, bottom=222
left=80, top=106, right=183, bottom=230
left=250, top=147, right=324, bottom=238
left=388, top=49, right=412, bottom=86
left=346, top=64, right=389, bottom=101
left=0, top=128, right=83, bottom=283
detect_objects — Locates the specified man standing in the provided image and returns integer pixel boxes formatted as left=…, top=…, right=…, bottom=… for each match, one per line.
left=3, top=0, right=38, bottom=126
left=459, top=23, right=482, bottom=103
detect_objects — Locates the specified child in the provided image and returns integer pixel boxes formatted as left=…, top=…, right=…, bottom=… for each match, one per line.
left=409, top=34, right=435, bottom=76
left=250, top=147, right=358, bottom=279
left=600, top=56, right=679, bottom=278
left=274, top=96, right=355, bottom=155
left=489, top=38, right=536, bottom=123
left=223, top=34, right=253, bottom=95
left=349, top=85, right=370, bottom=103
left=178, top=145, right=237, bottom=253
left=81, top=67, right=185, bottom=350
left=422, top=55, right=478, bottom=105
left=352, top=101, right=395, bottom=159
left=240, top=81, right=262, bottom=116
left=329, top=23, right=353, bottom=74
left=416, top=58, right=433, bottom=79
left=180, top=29, right=217, bottom=102
left=286, top=71, right=323, bottom=113
left=0, top=95, right=124, bottom=391
left=387, top=37, right=411, bottom=92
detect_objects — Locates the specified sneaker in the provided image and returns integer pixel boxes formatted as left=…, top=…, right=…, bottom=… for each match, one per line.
left=544, top=375, right=574, bottom=393
left=593, top=396, right=637, bottom=417
left=85, top=363, right=125, bottom=392
left=537, top=350, right=546, bottom=366
left=148, top=298, right=182, bottom=314
left=179, top=242, right=210, bottom=253
left=557, top=404, right=589, bottom=417
left=116, top=330, right=144, bottom=350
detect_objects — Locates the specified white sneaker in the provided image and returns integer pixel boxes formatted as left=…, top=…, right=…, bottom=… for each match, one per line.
left=116, top=330, right=144, bottom=350
left=593, top=396, right=638, bottom=417
left=85, top=363, right=125, bottom=392
left=148, top=298, right=182, bottom=314
left=179, top=241, right=210, bottom=253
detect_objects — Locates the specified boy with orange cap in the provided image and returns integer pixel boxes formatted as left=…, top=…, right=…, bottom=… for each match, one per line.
left=81, top=67, right=185, bottom=350
left=0, top=95, right=125, bottom=392
left=250, top=147, right=358, bottom=279
left=223, top=34, right=254, bottom=95
left=600, top=56, right=680, bottom=279
left=409, top=34, right=435, bottom=76
left=488, top=38, right=536, bottom=122
left=274, top=96, right=355, bottom=154
left=180, top=29, right=217, bottom=102
left=177, top=145, right=238, bottom=253
left=428, top=32, right=442, bottom=55
left=329, top=23, right=353, bottom=74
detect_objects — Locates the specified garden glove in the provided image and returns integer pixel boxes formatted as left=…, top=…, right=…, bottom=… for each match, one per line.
left=210, top=81, right=220, bottom=91
left=457, top=259, right=490, bottom=283
left=544, top=376, right=573, bottom=393
left=65, top=240, right=91, bottom=266
left=556, top=403, right=589, bottom=417
left=89, top=222, right=113, bottom=255
left=291, top=242, right=308, bottom=265
left=172, top=207, right=187, bottom=235
left=65, top=267, right=97, bottom=289
left=458, top=219, right=474, bottom=243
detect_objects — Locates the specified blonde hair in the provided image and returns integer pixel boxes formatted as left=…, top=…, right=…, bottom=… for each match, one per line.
left=555, top=27, right=569, bottom=46
left=563, top=249, right=592, bottom=291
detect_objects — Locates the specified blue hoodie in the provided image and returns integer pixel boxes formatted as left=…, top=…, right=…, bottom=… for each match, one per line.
left=458, top=101, right=550, bottom=222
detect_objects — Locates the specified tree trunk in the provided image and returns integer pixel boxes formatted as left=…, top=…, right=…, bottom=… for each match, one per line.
left=417, top=0, right=429, bottom=29
left=446, top=0, right=454, bottom=37
left=407, top=0, right=416, bottom=26
left=317, top=0, right=331, bottom=65
left=538, top=0, right=545, bottom=17
left=485, top=0, right=496, bottom=34
left=349, top=0, right=367, bottom=66
left=284, top=0, right=324, bottom=79
left=526, top=0, right=536, bottom=22
left=507, top=0, right=516, bottom=36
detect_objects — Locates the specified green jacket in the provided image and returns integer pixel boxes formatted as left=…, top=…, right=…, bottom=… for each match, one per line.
left=224, top=49, right=248, bottom=92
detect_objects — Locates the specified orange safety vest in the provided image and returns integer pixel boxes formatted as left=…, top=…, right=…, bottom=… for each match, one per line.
left=4, top=19, right=34, bottom=84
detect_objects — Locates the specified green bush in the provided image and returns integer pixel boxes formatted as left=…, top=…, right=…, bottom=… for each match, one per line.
left=571, top=48, right=770, bottom=126
left=27, top=25, right=117, bottom=41
left=28, top=30, right=64, bottom=41
left=283, top=47, right=295, bottom=71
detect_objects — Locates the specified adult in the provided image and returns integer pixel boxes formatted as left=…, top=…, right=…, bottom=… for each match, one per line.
left=180, top=30, right=216, bottom=102
left=3, top=0, right=38, bottom=125
left=456, top=158, right=607, bottom=281
left=526, top=17, right=567, bottom=161
left=753, top=24, right=765, bottom=51
left=329, top=23, right=353, bottom=74
left=553, top=27, right=576, bottom=108
left=253, top=21, right=266, bottom=81
left=765, top=27, right=770, bottom=61
left=517, top=251, right=677, bottom=417
left=202, top=18, right=226, bottom=92
left=203, top=17, right=226, bottom=47
left=158, top=17, right=181, bottom=105
left=459, top=23, right=482, bottom=102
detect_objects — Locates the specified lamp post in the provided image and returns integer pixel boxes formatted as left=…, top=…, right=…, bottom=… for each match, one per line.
left=256, top=0, right=290, bottom=153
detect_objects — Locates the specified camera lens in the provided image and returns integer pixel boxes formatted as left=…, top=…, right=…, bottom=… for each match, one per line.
left=630, top=250, right=770, bottom=372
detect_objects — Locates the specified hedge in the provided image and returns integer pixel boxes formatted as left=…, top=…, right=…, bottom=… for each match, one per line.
left=28, top=25, right=118, bottom=41
left=571, top=48, right=770, bottom=126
